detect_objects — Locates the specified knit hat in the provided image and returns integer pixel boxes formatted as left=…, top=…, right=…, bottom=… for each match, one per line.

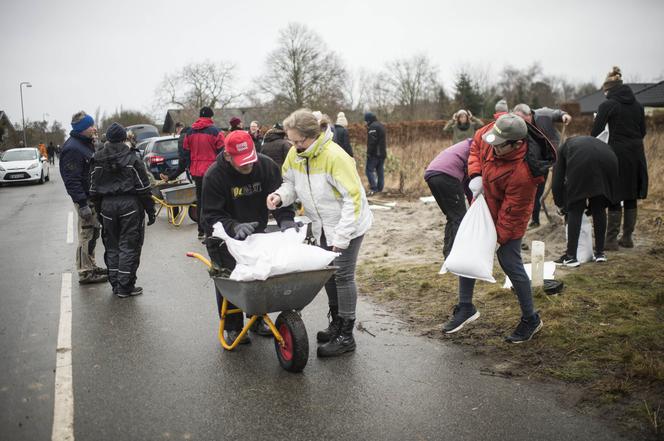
left=602, top=66, right=623, bottom=91
left=71, top=113, right=95, bottom=133
left=494, top=99, right=508, bottom=113
left=224, top=130, right=257, bottom=167
left=482, top=114, right=527, bottom=145
left=229, top=117, right=242, bottom=128
left=364, top=112, right=376, bottom=123
left=336, top=112, right=348, bottom=127
left=105, top=123, right=127, bottom=143
left=199, top=106, right=214, bottom=118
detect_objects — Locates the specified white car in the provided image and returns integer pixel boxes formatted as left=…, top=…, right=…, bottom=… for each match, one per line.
left=0, top=147, right=50, bottom=185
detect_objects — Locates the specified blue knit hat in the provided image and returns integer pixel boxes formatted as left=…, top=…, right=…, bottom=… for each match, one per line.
left=71, top=114, right=95, bottom=133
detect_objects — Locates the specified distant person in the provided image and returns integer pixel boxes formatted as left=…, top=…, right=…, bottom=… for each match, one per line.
left=364, top=112, right=387, bottom=196
left=89, top=123, right=156, bottom=298
left=202, top=130, right=297, bottom=343
left=513, top=103, right=572, bottom=228
left=38, top=143, right=47, bottom=159
left=229, top=117, right=243, bottom=132
left=161, top=122, right=191, bottom=182
left=424, top=138, right=472, bottom=259
left=443, top=114, right=554, bottom=343
left=47, top=141, right=56, bottom=164
left=494, top=99, right=508, bottom=119
left=591, top=66, right=648, bottom=250
left=444, top=110, right=483, bottom=144
left=59, top=110, right=107, bottom=284
left=333, top=112, right=353, bottom=157
left=260, top=123, right=292, bottom=169
left=552, top=136, right=619, bottom=267
left=267, top=109, right=372, bottom=358
left=55, top=144, right=61, bottom=159
left=186, top=107, right=226, bottom=240
left=249, top=120, right=263, bottom=150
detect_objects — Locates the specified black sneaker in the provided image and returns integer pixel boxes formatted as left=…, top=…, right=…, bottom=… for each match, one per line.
left=226, top=330, right=251, bottom=345
left=250, top=317, right=273, bottom=337
left=79, top=273, right=108, bottom=284
left=505, top=314, right=543, bottom=343
left=442, top=304, right=480, bottom=334
left=594, top=252, right=607, bottom=263
left=197, top=231, right=205, bottom=240
left=116, top=286, right=143, bottom=298
left=554, top=254, right=580, bottom=267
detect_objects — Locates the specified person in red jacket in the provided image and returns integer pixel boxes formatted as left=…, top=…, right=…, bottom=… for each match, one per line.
left=185, top=106, right=225, bottom=239
left=443, top=114, right=547, bottom=343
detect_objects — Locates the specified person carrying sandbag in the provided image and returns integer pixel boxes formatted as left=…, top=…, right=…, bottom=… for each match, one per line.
left=443, top=114, right=555, bottom=343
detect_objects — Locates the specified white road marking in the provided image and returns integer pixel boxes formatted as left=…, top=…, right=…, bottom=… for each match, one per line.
left=66, top=212, right=74, bottom=244
left=52, top=272, right=74, bottom=441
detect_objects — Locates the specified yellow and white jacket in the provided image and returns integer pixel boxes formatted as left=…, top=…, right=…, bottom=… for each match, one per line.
left=276, top=131, right=372, bottom=249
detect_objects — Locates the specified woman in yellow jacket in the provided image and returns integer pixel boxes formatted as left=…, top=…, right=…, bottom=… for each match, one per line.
left=267, top=109, right=372, bottom=358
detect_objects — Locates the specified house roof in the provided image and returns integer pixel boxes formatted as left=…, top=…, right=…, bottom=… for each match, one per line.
left=634, top=81, right=664, bottom=107
left=576, top=83, right=656, bottom=114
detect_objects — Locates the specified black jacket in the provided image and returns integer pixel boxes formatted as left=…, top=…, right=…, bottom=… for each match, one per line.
left=89, top=142, right=155, bottom=215
left=552, top=136, right=619, bottom=208
left=60, top=131, right=96, bottom=206
left=590, top=84, right=648, bottom=200
left=333, top=125, right=353, bottom=157
left=201, top=153, right=294, bottom=237
left=366, top=115, right=387, bottom=158
left=260, top=128, right=292, bottom=169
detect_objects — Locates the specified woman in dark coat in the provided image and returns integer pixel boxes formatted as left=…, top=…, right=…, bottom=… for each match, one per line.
left=591, top=66, right=647, bottom=250
left=552, top=136, right=619, bottom=265
left=260, top=123, right=292, bottom=169
left=333, top=112, right=353, bottom=157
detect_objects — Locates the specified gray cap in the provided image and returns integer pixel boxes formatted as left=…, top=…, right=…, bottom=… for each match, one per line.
left=495, top=99, right=508, bottom=113
left=482, top=114, right=528, bottom=145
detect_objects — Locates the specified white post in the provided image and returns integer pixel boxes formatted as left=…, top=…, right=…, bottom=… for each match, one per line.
left=531, top=240, right=545, bottom=287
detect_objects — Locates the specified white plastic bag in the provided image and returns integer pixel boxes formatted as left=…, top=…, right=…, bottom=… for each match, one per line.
left=212, top=222, right=339, bottom=281
left=596, top=124, right=609, bottom=143
left=565, top=214, right=594, bottom=263
left=440, top=194, right=497, bottom=283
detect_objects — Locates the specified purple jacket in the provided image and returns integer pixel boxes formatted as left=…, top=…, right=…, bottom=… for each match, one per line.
left=424, top=138, right=472, bottom=182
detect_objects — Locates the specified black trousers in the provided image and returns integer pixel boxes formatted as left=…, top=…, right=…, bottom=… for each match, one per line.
left=100, top=195, right=145, bottom=294
left=566, top=196, right=609, bottom=257
left=532, top=181, right=546, bottom=223
left=426, top=173, right=467, bottom=258
left=193, top=176, right=205, bottom=235
left=207, top=241, right=244, bottom=331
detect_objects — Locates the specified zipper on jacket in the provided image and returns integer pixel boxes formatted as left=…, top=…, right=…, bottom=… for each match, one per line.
left=304, top=158, right=325, bottom=227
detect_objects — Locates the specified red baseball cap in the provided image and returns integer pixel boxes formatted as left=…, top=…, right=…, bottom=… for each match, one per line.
left=224, top=130, right=257, bottom=167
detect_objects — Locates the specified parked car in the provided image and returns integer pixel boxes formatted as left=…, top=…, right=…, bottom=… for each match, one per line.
left=142, top=136, right=180, bottom=179
left=0, top=147, right=50, bottom=184
left=135, top=139, right=150, bottom=157
left=126, top=124, right=160, bottom=144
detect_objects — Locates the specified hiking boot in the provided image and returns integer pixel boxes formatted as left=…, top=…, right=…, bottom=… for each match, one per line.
left=250, top=317, right=273, bottom=337
left=505, top=314, right=543, bottom=343
left=554, top=254, right=580, bottom=268
left=317, top=318, right=355, bottom=357
left=226, top=330, right=251, bottom=345
left=605, top=210, right=621, bottom=251
left=594, top=252, right=607, bottom=263
left=116, top=286, right=143, bottom=298
left=618, top=208, right=637, bottom=248
left=79, top=272, right=108, bottom=284
left=442, top=304, right=480, bottom=334
left=92, top=266, right=108, bottom=276
left=528, top=221, right=540, bottom=229
left=317, top=306, right=341, bottom=343
left=197, top=231, right=205, bottom=240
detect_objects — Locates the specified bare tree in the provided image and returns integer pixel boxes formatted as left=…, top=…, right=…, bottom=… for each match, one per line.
left=384, top=54, right=440, bottom=119
left=258, top=23, right=348, bottom=113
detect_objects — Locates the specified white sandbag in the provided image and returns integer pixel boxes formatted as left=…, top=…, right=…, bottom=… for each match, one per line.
left=440, top=194, right=497, bottom=283
left=565, top=214, right=594, bottom=263
left=503, top=261, right=556, bottom=289
left=212, top=222, right=339, bottom=281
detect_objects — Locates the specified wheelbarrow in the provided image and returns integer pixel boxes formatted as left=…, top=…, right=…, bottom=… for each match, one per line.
left=186, top=252, right=336, bottom=373
left=151, top=181, right=198, bottom=226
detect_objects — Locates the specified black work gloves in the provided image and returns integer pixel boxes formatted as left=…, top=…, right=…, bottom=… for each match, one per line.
left=233, top=222, right=259, bottom=240
left=147, top=212, right=156, bottom=226
left=78, top=204, right=93, bottom=222
left=279, top=220, right=304, bottom=233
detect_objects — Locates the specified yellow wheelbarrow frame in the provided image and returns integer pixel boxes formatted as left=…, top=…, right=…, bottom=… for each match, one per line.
left=152, top=195, right=197, bottom=227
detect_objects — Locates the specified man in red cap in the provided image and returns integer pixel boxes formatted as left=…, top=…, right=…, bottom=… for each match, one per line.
left=201, top=130, right=299, bottom=343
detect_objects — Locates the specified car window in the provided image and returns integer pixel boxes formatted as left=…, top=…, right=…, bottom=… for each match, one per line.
left=1, top=150, right=39, bottom=161
left=153, top=139, right=178, bottom=154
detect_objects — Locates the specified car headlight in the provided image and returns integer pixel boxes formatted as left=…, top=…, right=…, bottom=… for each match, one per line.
left=27, top=162, right=39, bottom=170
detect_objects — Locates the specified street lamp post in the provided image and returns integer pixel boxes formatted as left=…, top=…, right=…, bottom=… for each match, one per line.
left=19, top=81, right=32, bottom=146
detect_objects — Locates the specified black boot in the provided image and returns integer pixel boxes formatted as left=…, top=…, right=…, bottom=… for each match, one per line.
left=317, top=318, right=356, bottom=357
left=619, top=208, right=637, bottom=248
left=316, top=305, right=341, bottom=343
left=605, top=210, right=621, bottom=251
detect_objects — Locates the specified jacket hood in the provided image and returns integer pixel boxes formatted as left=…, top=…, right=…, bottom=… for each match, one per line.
left=364, top=112, right=377, bottom=124
left=191, top=117, right=215, bottom=130
left=94, top=142, right=134, bottom=167
left=263, top=127, right=286, bottom=143
left=607, top=84, right=636, bottom=105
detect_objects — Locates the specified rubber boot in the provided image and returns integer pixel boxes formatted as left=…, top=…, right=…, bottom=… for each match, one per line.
left=619, top=208, right=637, bottom=248
left=316, top=305, right=340, bottom=343
left=605, top=210, right=621, bottom=251
left=317, top=318, right=356, bottom=357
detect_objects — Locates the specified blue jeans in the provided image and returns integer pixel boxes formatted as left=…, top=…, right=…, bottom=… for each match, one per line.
left=320, top=233, right=364, bottom=320
left=365, top=156, right=385, bottom=192
left=458, top=238, right=536, bottom=320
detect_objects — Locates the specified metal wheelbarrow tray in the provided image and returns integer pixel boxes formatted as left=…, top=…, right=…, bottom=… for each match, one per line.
left=212, top=267, right=336, bottom=316
left=160, top=183, right=196, bottom=205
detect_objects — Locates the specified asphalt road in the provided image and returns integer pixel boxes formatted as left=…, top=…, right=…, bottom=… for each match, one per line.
left=0, top=163, right=627, bottom=441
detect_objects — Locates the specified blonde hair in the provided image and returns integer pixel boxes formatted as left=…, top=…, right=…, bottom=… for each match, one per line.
left=71, top=110, right=88, bottom=124
left=283, top=109, right=321, bottom=139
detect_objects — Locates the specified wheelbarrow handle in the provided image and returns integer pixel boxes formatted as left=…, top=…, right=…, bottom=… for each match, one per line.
left=186, top=252, right=212, bottom=269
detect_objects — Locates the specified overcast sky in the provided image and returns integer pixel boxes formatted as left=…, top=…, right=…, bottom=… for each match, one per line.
left=1, top=0, right=663, bottom=132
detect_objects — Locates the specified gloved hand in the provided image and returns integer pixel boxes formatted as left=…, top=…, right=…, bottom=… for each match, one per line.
left=469, top=176, right=483, bottom=198
left=279, top=220, right=304, bottom=232
left=78, top=204, right=93, bottom=222
left=147, top=212, right=156, bottom=226
left=233, top=221, right=259, bottom=240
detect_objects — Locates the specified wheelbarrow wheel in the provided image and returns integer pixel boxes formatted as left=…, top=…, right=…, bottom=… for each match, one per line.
left=274, top=311, right=309, bottom=373
left=188, top=205, right=198, bottom=222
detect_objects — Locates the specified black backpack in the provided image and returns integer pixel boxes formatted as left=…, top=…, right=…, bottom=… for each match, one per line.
left=525, top=122, right=557, bottom=177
